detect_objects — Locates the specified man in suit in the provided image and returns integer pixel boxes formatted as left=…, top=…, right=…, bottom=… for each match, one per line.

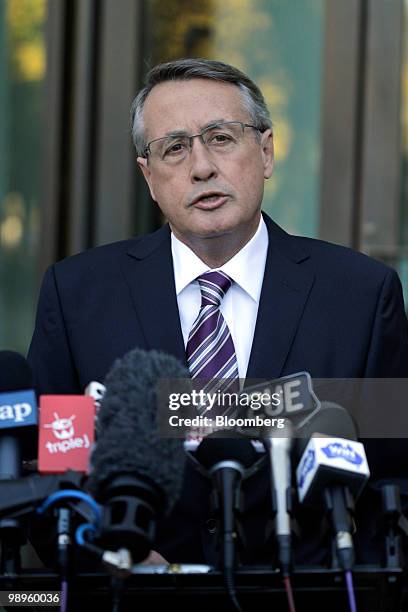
left=28, top=59, right=408, bottom=566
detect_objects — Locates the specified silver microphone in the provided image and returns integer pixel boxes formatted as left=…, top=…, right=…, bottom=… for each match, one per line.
left=262, top=420, right=294, bottom=575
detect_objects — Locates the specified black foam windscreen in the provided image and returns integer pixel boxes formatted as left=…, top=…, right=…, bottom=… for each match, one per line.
left=88, top=348, right=189, bottom=514
left=195, top=436, right=259, bottom=470
left=0, top=351, right=32, bottom=392
left=295, top=401, right=358, bottom=459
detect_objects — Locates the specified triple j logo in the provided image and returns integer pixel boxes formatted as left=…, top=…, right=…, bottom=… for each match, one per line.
left=44, top=411, right=90, bottom=454
left=46, top=412, right=75, bottom=439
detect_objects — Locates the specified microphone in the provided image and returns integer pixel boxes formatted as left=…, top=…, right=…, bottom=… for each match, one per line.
left=84, top=381, right=106, bottom=414
left=0, top=351, right=37, bottom=479
left=295, top=402, right=370, bottom=570
left=295, top=401, right=358, bottom=458
left=262, top=420, right=293, bottom=575
left=0, top=351, right=38, bottom=574
left=0, top=350, right=33, bottom=392
left=88, top=348, right=188, bottom=563
left=35, top=393, right=95, bottom=582
left=195, top=436, right=258, bottom=611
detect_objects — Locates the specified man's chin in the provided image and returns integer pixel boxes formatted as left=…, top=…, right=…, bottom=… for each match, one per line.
left=170, top=212, right=259, bottom=246
left=190, top=224, right=235, bottom=240
left=167, top=221, right=226, bottom=240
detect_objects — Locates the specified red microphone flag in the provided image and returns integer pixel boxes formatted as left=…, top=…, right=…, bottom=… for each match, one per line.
left=38, top=395, right=95, bottom=473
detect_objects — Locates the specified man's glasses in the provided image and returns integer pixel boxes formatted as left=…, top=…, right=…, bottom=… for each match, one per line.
left=143, top=121, right=261, bottom=164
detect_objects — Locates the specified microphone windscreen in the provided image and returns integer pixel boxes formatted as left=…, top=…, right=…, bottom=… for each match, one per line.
left=96, top=347, right=191, bottom=430
left=0, top=351, right=32, bottom=392
left=196, top=436, right=259, bottom=470
left=295, top=401, right=358, bottom=459
left=89, top=348, right=189, bottom=514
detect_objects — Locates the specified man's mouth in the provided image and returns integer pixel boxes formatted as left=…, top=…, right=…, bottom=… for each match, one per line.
left=199, top=194, right=222, bottom=202
left=191, top=192, right=229, bottom=209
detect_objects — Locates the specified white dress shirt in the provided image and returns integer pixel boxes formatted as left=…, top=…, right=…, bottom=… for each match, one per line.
left=171, top=215, right=269, bottom=379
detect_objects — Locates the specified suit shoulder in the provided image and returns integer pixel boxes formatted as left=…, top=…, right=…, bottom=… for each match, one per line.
left=264, top=215, right=395, bottom=283
left=51, top=222, right=170, bottom=278
left=53, top=238, right=141, bottom=274
left=294, top=235, right=395, bottom=282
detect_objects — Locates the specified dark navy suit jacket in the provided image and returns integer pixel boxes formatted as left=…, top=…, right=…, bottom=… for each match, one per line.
left=27, top=213, right=408, bottom=565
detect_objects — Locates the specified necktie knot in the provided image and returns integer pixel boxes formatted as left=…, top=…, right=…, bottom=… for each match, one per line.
left=197, top=270, right=233, bottom=308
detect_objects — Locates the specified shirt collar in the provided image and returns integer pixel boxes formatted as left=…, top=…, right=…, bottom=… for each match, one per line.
left=171, top=215, right=268, bottom=303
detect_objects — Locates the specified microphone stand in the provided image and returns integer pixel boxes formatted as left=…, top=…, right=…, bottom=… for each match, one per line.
left=0, top=516, right=24, bottom=577
left=209, top=461, right=245, bottom=612
left=380, top=484, right=408, bottom=570
left=324, top=484, right=355, bottom=571
left=0, top=434, right=24, bottom=579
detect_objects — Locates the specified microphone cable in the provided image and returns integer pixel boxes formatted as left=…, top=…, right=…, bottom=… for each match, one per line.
left=283, top=575, right=297, bottom=612
left=60, top=580, right=68, bottom=612
left=36, top=489, right=102, bottom=521
left=37, top=490, right=102, bottom=612
left=225, top=567, right=242, bottom=612
left=345, top=570, right=358, bottom=612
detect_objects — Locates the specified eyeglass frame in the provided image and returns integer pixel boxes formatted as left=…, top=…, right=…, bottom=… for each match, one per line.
left=142, top=120, right=263, bottom=161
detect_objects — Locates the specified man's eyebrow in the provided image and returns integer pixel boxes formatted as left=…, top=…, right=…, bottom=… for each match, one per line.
left=163, top=119, right=227, bottom=139
left=200, top=119, right=226, bottom=130
left=163, top=129, right=189, bottom=138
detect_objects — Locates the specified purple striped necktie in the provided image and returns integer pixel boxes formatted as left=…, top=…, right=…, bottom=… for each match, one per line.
left=186, top=270, right=239, bottom=401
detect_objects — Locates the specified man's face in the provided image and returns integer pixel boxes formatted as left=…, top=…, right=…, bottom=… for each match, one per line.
left=137, top=79, right=274, bottom=250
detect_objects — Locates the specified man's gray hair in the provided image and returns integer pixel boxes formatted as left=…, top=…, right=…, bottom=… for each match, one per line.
left=131, top=58, right=272, bottom=156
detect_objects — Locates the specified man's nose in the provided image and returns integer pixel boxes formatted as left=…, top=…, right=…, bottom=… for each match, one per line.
left=189, top=137, right=218, bottom=182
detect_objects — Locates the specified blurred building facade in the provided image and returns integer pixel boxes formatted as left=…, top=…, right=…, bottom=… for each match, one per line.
left=1, top=0, right=408, bottom=354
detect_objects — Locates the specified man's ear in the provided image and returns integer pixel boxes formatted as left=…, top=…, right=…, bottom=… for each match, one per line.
left=261, top=129, right=274, bottom=179
left=137, top=157, right=157, bottom=201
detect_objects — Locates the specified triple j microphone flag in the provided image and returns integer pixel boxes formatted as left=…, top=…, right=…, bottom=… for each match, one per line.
left=38, top=395, right=95, bottom=473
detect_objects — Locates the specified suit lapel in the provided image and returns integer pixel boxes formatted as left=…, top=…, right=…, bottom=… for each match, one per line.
left=120, top=216, right=315, bottom=380
left=246, top=215, right=315, bottom=380
left=121, top=224, right=187, bottom=366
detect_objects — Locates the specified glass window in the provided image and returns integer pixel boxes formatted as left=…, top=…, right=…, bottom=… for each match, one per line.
left=0, top=0, right=46, bottom=353
left=400, top=1, right=408, bottom=306
left=145, top=0, right=324, bottom=237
